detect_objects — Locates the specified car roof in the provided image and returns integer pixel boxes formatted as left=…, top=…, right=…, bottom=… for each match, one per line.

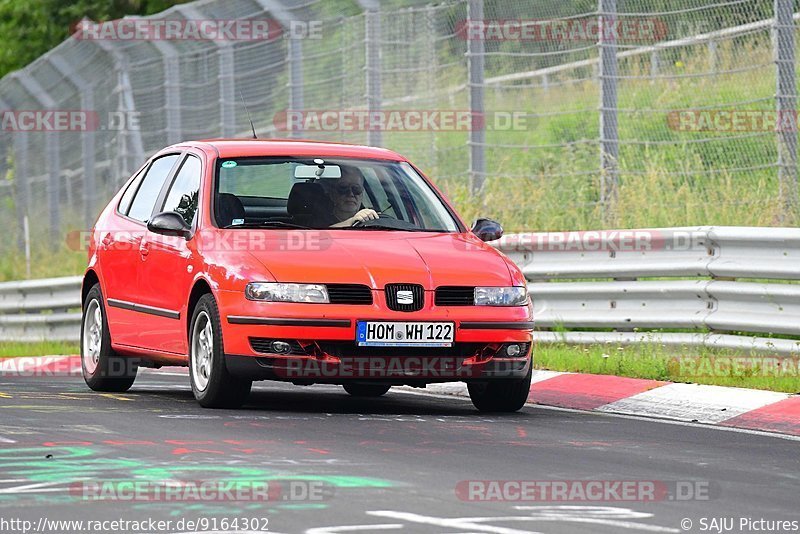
left=172, top=138, right=406, bottom=161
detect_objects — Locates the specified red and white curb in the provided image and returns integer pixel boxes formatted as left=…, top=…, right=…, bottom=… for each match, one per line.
left=2, top=356, right=798, bottom=437
left=424, top=370, right=800, bottom=437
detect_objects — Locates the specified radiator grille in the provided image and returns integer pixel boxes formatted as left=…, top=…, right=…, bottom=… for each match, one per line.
left=435, top=286, right=475, bottom=306
left=384, top=283, right=424, bottom=312
left=326, top=284, right=373, bottom=305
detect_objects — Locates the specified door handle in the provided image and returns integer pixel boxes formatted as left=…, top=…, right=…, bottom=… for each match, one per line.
left=139, top=243, right=150, bottom=258
left=101, top=233, right=113, bottom=248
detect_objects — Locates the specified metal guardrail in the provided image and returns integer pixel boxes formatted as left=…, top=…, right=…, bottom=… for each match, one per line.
left=0, top=276, right=82, bottom=342
left=2, top=227, right=800, bottom=356
left=494, top=226, right=800, bottom=356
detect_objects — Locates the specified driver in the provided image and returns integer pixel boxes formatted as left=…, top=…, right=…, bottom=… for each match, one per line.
left=324, top=166, right=379, bottom=228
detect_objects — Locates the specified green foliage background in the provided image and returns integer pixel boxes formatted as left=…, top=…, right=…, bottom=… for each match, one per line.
left=0, top=0, right=190, bottom=78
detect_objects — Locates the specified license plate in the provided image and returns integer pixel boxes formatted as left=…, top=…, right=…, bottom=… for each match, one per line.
left=356, top=321, right=455, bottom=347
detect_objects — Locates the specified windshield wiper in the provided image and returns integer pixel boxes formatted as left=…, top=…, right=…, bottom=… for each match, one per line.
left=223, top=221, right=311, bottom=229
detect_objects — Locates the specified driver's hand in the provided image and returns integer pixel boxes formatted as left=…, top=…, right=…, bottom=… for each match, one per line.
left=349, top=208, right=379, bottom=225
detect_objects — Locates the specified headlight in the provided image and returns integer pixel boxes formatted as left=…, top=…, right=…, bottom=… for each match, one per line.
left=245, top=282, right=329, bottom=303
left=474, top=286, right=528, bottom=306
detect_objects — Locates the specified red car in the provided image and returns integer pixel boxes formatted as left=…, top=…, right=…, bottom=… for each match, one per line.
left=80, top=139, right=534, bottom=411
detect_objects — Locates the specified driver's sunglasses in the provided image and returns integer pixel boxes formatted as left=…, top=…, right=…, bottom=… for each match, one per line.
left=335, top=185, right=363, bottom=196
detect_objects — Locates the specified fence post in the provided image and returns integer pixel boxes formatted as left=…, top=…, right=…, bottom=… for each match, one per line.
left=218, top=44, right=237, bottom=137
left=12, top=73, right=61, bottom=248
left=0, top=96, right=25, bottom=253
left=150, top=38, right=182, bottom=145
left=775, top=0, right=798, bottom=222
left=93, top=40, right=145, bottom=184
left=598, top=0, right=619, bottom=223
left=255, top=0, right=303, bottom=137
left=467, top=0, right=486, bottom=193
left=287, top=38, right=304, bottom=139
left=175, top=4, right=237, bottom=138
left=48, top=56, right=96, bottom=230
left=364, top=4, right=382, bottom=147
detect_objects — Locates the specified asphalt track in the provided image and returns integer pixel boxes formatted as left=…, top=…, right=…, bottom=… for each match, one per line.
left=0, top=370, right=798, bottom=534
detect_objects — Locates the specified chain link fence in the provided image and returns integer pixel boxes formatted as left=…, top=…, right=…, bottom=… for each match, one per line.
left=0, top=0, right=797, bottom=269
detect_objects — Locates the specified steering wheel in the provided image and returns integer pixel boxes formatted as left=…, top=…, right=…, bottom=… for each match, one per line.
left=351, top=213, right=395, bottom=227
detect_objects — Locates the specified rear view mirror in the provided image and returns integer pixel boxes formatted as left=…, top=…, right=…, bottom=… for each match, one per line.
left=294, top=164, right=342, bottom=179
left=471, top=218, right=503, bottom=242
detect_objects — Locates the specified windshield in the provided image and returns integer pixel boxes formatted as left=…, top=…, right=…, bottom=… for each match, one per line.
left=214, top=157, right=460, bottom=232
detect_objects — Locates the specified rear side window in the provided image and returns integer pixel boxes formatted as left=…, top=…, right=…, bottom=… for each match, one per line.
left=126, top=154, right=180, bottom=222
left=118, top=167, right=146, bottom=215
left=162, top=155, right=202, bottom=226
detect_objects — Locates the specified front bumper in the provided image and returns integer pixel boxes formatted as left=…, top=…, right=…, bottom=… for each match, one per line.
left=225, top=345, right=532, bottom=385
left=217, top=289, right=533, bottom=384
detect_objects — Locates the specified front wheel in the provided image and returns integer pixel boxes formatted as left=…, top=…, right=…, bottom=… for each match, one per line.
left=81, top=284, right=137, bottom=392
left=189, top=294, right=252, bottom=408
left=467, top=362, right=532, bottom=413
left=343, top=383, right=391, bottom=397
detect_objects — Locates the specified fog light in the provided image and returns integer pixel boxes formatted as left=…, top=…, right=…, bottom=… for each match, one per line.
left=271, top=341, right=292, bottom=354
left=505, top=344, right=521, bottom=357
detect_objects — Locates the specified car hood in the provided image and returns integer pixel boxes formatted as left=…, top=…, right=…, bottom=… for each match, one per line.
left=248, top=231, right=514, bottom=288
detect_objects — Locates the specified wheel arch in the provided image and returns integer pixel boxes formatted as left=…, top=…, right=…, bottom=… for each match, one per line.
left=82, top=269, right=101, bottom=306
left=186, top=278, right=214, bottom=342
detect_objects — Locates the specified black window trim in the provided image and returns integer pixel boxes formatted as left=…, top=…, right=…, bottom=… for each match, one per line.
left=117, top=152, right=184, bottom=226
left=154, top=152, right=203, bottom=233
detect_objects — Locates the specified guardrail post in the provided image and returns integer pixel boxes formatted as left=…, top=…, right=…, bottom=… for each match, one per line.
left=775, top=0, right=798, bottom=222
left=364, top=3, right=382, bottom=147
left=599, top=0, right=619, bottom=223
left=467, top=0, right=486, bottom=193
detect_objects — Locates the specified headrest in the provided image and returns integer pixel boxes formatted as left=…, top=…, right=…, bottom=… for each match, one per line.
left=287, top=182, right=332, bottom=216
left=217, top=193, right=245, bottom=227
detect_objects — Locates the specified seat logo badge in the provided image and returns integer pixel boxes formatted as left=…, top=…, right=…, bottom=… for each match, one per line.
left=397, top=290, right=414, bottom=305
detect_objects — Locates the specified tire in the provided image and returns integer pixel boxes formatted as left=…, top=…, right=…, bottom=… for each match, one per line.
left=343, top=383, right=391, bottom=397
left=467, top=361, right=532, bottom=413
left=189, top=293, right=251, bottom=408
left=81, top=284, right=137, bottom=392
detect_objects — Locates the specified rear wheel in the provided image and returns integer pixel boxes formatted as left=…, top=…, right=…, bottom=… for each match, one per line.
left=467, top=362, right=532, bottom=412
left=81, top=284, right=137, bottom=392
left=343, top=383, right=391, bottom=397
left=189, top=294, right=252, bottom=408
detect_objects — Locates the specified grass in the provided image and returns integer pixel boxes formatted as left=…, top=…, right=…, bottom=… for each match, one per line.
left=535, top=341, right=800, bottom=394
left=0, top=341, right=79, bottom=358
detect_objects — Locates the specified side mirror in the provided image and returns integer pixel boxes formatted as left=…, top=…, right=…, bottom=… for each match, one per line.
left=471, top=218, right=503, bottom=242
left=147, top=211, right=192, bottom=239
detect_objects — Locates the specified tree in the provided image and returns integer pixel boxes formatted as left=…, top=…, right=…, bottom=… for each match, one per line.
left=0, top=0, right=189, bottom=78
